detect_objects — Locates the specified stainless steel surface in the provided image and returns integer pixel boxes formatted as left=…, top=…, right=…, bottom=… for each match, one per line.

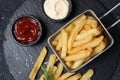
left=48, top=10, right=114, bottom=72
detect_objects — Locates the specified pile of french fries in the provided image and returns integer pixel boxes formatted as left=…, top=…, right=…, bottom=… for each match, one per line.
left=29, top=47, right=94, bottom=80
left=52, top=14, right=107, bottom=69
left=39, top=54, right=94, bottom=80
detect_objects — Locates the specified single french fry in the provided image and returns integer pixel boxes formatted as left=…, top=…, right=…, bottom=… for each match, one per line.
left=66, top=61, right=73, bottom=67
left=69, top=36, right=104, bottom=54
left=65, top=24, right=74, bottom=33
left=58, top=72, right=75, bottom=80
left=71, top=60, right=85, bottom=69
left=83, top=36, right=104, bottom=48
left=66, top=73, right=82, bottom=80
left=86, top=18, right=97, bottom=28
left=73, top=15, right=87, bottom=25
left=55, top=58, right=59, bottom=63
left=58, top=50, right=62, bottom=56
left=39, top=66, right=57, bottom=80
left=86, top=48, right=93, bottom=53
left=84, top=24, right=92, bottom=30
left=55, top=33, right=61, bottom=41
left=52, top=66, right=57, bottom=74
left=97, top=25, right=104, bottom=33
left=92, top=40, right=106, bottom=57
left=54, top=63, right=64, bottom=80
left=84, top=48, right=93, bottom=61
left=52, top=40, right=58, bottom=46
left=39, top=75, right=44, bottom=80
left=39, top=54, right=56, bottom=80
left=73, top=34, right=93, bottom=47
left=46, top=54, right=56, bottom=71
left=80, top=69, right=94, bottom=80
left=79, top=29, right=86, bottom=34
left=61, top=29, right=68, bottom=58
left=56, top=33, right=62, bottom=51
left=64, top=50, right=91, bottom=61
left=68, top=15, right=87, bottom=50
left=29, top=47, right=47, bottom=80
left=88, top=16, right=95, bottom=20
left=76, top=28, right=101, bottom=41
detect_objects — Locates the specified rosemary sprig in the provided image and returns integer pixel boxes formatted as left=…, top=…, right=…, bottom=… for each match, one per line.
left=41, top=65, right=54, bottom=80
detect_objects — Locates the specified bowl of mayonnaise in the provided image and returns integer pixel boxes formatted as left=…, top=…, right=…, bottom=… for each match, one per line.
left=41, top=0, right=72, bottom=21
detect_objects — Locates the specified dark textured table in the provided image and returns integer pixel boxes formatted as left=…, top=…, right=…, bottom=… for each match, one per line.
left=0, top=0, right=120, bottom=80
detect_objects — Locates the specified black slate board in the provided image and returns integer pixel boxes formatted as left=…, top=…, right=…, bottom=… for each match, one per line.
left=2, top=0, right=120, bottom=80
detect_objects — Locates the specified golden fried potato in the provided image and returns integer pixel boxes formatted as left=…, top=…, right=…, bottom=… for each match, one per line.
left=39, top=54, right=56, bottom=80
left=56, top=34, right=62, bottom=51
left=65, top=24, right=74, bottom=34
left=29, top=47, right=47, bottom=80
left=54, top=63, right=64, bottom=80
left=76, top=28, right=101, bottom=41
left=58, top=72, right=75, bottom=80
left=66, top=61, right=73, bottom=67
left=71, top=60, right=85, bottom=69
left=69, top=36, right=104, bottom=54
left=61, top=29, right=68, bottom=58
left=66, top=73, right=82, bottom=80
left=73, top=34, right=93, bottom=47
left=55, top=33, right=61, bottom=41
left=52, top=40, right=58, bottom=46
left=84, top=24, right=92, bottom=30
left=68, top=15, right=87, bottom=50
left=80, top=69, right=94, bottom=80
left=64, top=50, right=91, bottom=61
left=92, top=40, right=106, bottom=57
left=86, top=18, right=97, bottom=28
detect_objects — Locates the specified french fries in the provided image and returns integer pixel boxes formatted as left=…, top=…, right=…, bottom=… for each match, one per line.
left=52, top=66, right=57, bottom=74
left=29, top=47, right=47, bottom=80
left=54, top=63, right=64, bottom=80
left=51, top=14, right=107, bottom=70
left=64, top=50, right=91, bottom=61
left=68, top=19, right=87, bottom=50
left=39, top=54, right=56, bottom=80
left=66, top=73, right=82, bottom=80
left=55, top=33, right=61, bottom=41
left=38, top=54, right=94, bottom=80
left=75, top=28, right=101, bottom=41
left=84, top=24, right=92, bottom=30
left=86, top=18, right=97, bottom=28
left=69, top=36, right=104, bottom=54
left=58, top=72, right=75, bottom=80
left=73, top=34, right=93, bottom=47
left=71, top=60, right=85, bottom=69
left=56, top=35, right=62, bottom=51
left=61, top=29, right=68, bottom=58
left=80, top=69, right=94, bottom=80
left=66, top=61, right=73, bottom=67
left=65, top=24, right=74, bottom=34
left=46, top=54, right=56, bottom=71
left=92, top=40, right=106, bottom=57
left=52, top=40, right=58, bottom=46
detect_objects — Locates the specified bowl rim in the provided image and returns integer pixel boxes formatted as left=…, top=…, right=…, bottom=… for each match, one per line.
left=41, top=0, right=72, bottom=22
left=11, top=15, right=42, bottom=46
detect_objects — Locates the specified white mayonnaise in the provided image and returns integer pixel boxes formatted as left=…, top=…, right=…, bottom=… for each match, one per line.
left=44, top=0, right=69, bottom=20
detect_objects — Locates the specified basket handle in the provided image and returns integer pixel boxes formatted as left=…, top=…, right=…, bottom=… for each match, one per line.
left=99, top=3, right=120, bottom=30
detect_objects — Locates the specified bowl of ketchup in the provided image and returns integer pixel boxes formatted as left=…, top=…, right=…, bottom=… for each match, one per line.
left=12, top=15, right=42, bottom=46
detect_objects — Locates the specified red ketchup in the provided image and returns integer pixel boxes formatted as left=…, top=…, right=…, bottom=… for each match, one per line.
left=13, top=17, right=40, bottom=44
